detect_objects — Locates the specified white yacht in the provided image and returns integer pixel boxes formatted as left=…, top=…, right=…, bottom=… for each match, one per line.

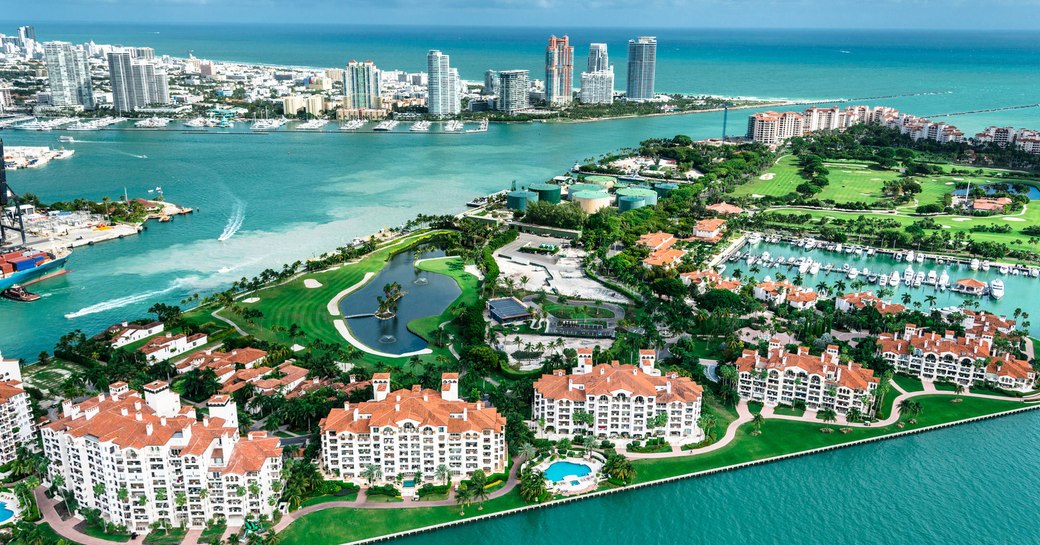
left=847, top=268, right=859, bottom=280
left=444, top=120, right=464, bottom=132
left=915, top=253, right=925, bottom=263
left=340, top=120, right=365, bottom=131
left=799, top=260, right=812, bottom=274
left=891, top=271, right=901, bottom=286
left=14, top=119, right=51, bottom=131
left=185, top=117, right=209, bottom=128
left=926, top=270, right=937, bottom=285
left=999, top=264, right=1010, bottom=274
left=913, top=272, right=924, bottom=287
left=373, top=120, right=399, bottom=131
left=970, top=258, right=981, bottom=270
left=981, top=261, right=991, bottom=271
left=747, top=233, right=763, bottom=244
left=989, top=279, right=1005, bottom=299
left=1030, top=267, right=1040, bottom=278
left=297, top=119, right=329, bottom=130
left=809, top=261, right=821, bottom=275
left=895, top=252, right=904, bottom=261
left=938, top=270, right=950, bottom=288
left=410, top=120, right=432, bottom=131
left=135, top=117, right=170, bottom=128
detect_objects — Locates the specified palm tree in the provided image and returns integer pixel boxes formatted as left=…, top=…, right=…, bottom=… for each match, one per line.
left=361, top=463, right=383, bottom=485
left=924, top=294, right=938, bottom=308
left=435, top=464, right=452, bottom=485
left=819, top=408, right=838, bottom=423
left=602, top=453, right=635, bottom=485
left=901, top=293, right=913, bottom=305
left=751, top=413, right=764, bottom=434
left=518, top=468, right=547, bottom=503
left=468, top=470, right=489, bottom=509
left=847, top=407, right=862, bottom=423
left=518, top=443, right=538, bottom=461
left=455, top=482, right=472, bottom=515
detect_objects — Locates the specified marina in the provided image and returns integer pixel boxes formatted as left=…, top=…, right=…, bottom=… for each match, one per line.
left=2, top=145, right=75, bottom=169
left=722, top=236, right=1038, bottom=319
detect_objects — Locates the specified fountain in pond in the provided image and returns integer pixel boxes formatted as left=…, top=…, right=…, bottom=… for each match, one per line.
left=378, top=335, right=398, bottom=344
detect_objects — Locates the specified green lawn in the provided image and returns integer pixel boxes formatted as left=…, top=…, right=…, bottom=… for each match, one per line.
left=772, top=404, right=806, bottom=417
left=541, top=303, right=616, bottom=320
left=731, top=156, right=902, bottom=204
left=143, top=528, right=187, bottom=545
left=80, top=522, right=131, bottom=542
left=892, top=373, right=925, bottom=393
left=182, top=230, right=464, bottom=369
left=280, top=492, right=528, bottom=545
left=408, top=256, right=481, bottom=344
left=280, top=394, right=1026, bottom=545
left=301, top=491, right=359, bottom=507
left=198, top=523, right=227, bottom=545
left=934, top=380, right=959, bottom=392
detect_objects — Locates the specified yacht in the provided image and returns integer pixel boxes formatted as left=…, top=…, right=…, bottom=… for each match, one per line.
left=340, top=120, right=365, bottom=131
left=809, top=261, right=821, bottom=275
left=906, top=250, right=916, bottom=263
left=297, top=119, right=329, bottom=130
left=58, top=135, right=75, bottom=143
left=847, top=268, right=859, bottom=280
left=135, top=117, right=170, bottom=128
left=915, top=253, right=925, bottom=263
left=373, top=120, right=399, bottom=131
left=842, top=262, right=850, bottom=272
left=762, top=252, right=771, bottom=262
left=904, top=265, right=915, bottom=280
left=970, top=258, right=981, bottom=270
left=867, top=272, right=878, bottom=283
left=66, top=121, right=98, bottom=131
left=891, top=271, right=901, bottom=286
left=835, top=244, right=844, bottom=253
left=444, top=120, right=464, bottom=132
left=185, top=117, right=209, bottom=128
left=1030, top=267, right=1040, bottom=278
left=14, top=119, right=51, bottom=131
left=999, top=264, right=1010, bottom=274
left=799, top=260, right=812, bottom=274
left=895, top=252, right=904, bottom=261
left=913, top=272, right=924, bottom=287
left=410, top=120, right=432, bottom=131
left=926, top=270, right=937, bottom=285
left=747, top=233, right=763, bottom=244
left=938, top=270, right=950, bottom=288
left=981, top=260, right=991, bottom=271
left=989, top=279, right=1005, bottom=299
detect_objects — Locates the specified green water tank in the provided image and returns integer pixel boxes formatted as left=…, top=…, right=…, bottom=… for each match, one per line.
left=616, top=186, right=658, bottom=206
left=618, top=195, right=646, bottom=212
left=528, top=183, right=562, bottom=204
left=583, top=175, right=617, bottom=187
left=507, top=190, right=538, bottom=212
left=654, top=183, right=679, bottom=198
left=566, top=183, right=606, bottom=199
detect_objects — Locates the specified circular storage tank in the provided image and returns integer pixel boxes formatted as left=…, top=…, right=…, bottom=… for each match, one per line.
left=528, top=183, right=562, bottom=204
left=618, top=195, right=647, bottom=212
left=654, top=183, right=679, bottom=198
left=583, top=175, right=617, bottom=188
left=616, top=187, right=658, bottom=206
left=566, top=183, right=606, bottom=199
left=571, top=190, right=611, bottom=214
left=506, top=190, right=539, bottom=212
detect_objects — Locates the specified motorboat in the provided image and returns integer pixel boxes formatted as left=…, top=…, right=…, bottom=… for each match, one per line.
left=970, top=258, right=980, bottom=270
left=989, top=279, right=1005, bottom=299
left=926, top=270, right=937, bottom=285
left=913, top=272, right=924, bottom=287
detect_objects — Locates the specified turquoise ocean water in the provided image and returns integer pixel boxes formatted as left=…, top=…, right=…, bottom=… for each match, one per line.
left=3, top=25, right=1040, bottom=541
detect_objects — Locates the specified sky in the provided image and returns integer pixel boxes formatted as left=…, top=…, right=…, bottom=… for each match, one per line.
left=8, top=0, right=1040, bottom=29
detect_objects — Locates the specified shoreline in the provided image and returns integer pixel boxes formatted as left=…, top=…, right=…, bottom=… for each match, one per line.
left=329, top=401, right=1040, bottom=545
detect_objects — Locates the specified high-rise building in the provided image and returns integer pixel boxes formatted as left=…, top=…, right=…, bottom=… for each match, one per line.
left=133, top=47, right=156, bottom=60
left=344, top=60, right=381, bottom=110
left=17, top=26, right=35, bottom=44
left=746, top=111, right=805, bottom=145
left=626, top=36, right=657, bottom=101
left=483, top=69, right=498, bottom=96
left=545, top=35, right=573, bottom=107
left=497, top=70, right=529, bottom=114
left=580, top=67, right=614, bottom=105
left=41, top=382, right=283, bottom=532
left=0, top=354, right=36, bottom=466
left=44, top=41, right=95, bottom=109
left=580, top=43, right=614, bottom=105
left=108, top=50, right=169, bottom=112
left=587, top=43, right=609, bottom=72
left=427, top=50, right=460, bottom=117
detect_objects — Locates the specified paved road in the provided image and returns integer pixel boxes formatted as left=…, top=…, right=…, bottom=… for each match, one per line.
left=271, top=455, right=525, bottom=533
left=35, top=486, right=149, bottom=545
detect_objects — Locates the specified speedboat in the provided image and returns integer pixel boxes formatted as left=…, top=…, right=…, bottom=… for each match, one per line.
left=809, top=261, right=821, bottom=275
left=970, top=258, right=980, bottom=270
left=939, top=270, right=950, bottom=288
left=989, top=279, right=1005, bottom=299
left=999, top=265, right=1009, bottom=274
left=895, top=252, right=904, bottom=261
left=981, top=261, right=991, bottom=271
left=913, top=272, right=924, bottom=287
left=906, top=250, right=916, bottom=262
left=926, top=271, right=937, bottom=285
left=847, top=268, right=859, bottom=280
left=916, top=253, right=924, bottom=263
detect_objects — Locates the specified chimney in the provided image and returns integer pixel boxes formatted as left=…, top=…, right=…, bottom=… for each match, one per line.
left=61, top=399, right=73, bottom=416
left=797, top=346, right=809, bottom=356
left=121, top=408, right=128, bottom=416
left=160, top=416, right=167, bottom=426
left=203, top=416, right=210, bottom=426
left=146, top=423, right=153, bottom=436
left=463, top=407, right=468, bottom=420
left=394, top=403, right=400, bottom=412
left=135, top=413, right=143, bottom=421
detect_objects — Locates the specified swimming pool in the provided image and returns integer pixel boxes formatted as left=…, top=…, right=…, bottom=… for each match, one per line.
left=543, top=461, right=592, bottom=483
left=0, top=501, right=14, bottom=523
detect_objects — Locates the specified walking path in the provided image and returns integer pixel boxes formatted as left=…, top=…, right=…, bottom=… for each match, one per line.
left=34, top=486, right=147, bottom=545
left=271, top=456, right=525, bottom=533
left=620, top=402, right=754, bottom=459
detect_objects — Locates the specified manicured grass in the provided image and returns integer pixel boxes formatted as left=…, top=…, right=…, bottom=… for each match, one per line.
left=408, top=256, right=481, bottom=343
left=198, top=523, right=227, bottom=545
left=892, top=373, right=925, bottom=393
left=731, top=155, right=807, bottom=198
left=731, top=156, right=902, bottom=204
left=934, top=380, right=959, bottom=392
left=541, top=303, right=615, bottom=320
left=747, top=401, right=764, bottom=414
left=280, top=491, right=528, bottom=545
left=301, top=491, right=359, bottom=507
left=682, top=336, right=722, bottom=360
left=81, top=523, right=131, bottom=542
left=281, top=395, right=1026, bottom=545
left=144, top=528, right=187, bottom=545
left=184, top=230, right=458, bottom=368
left=38, top=522, right=86, bottom=545
left=632, top=394, right=1024, bottom=483
left=772, top=404, right=806, bottom=417
left=365, top=495, right=404, bottom=503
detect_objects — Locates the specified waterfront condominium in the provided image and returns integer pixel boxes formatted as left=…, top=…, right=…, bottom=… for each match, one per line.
left=344, top=60, right=381, bottom=111
left=0, top=354, right=37, bottom=465
left=319, top=373, right=507, bottom=485
left=580, top=43, right=614, bottom=105
left=545, top=35, right=574, bottom=107
left=746, top=111, right=805, bottom=145
left=877, top=324, right=1036, bottom=392
left=41, top=381, right=283, bottom=532
left=532, top=349, right=705, bottom=440
left=107, top=50, right=170, bottom=112
left=736, top=340, right=879, bottom=416
left=427, top=50, right=460, bottom=117
left=496, top=70, right=529, bottom=114
left=483, top=69, right=498, bottom=96
left=626, top=36, right=657, bottom=101
left=43, top=41, right=95, bottom=109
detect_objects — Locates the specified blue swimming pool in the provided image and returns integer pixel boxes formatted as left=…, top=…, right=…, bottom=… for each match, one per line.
left=543, top=461, right=592, bottom=483
left=0, top=500, right=14, bottom=523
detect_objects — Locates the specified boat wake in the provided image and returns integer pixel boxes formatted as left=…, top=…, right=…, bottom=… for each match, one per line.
left=218, top=200, right=245, bottom=241
left=113, top=150, right=148, bottom=159
left=64, top=286, right=176, bottom=319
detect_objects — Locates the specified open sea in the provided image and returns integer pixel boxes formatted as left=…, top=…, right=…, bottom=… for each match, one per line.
left=2, top=24, right=1040, bottom=542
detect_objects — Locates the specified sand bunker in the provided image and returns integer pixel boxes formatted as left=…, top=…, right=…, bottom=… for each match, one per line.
left=242, top=297, right=260, bottom=303
left=951, top=218, right=972, bottom=222
left=304, top=279, right=323, bottom=288
left=759, top=173, right=776, bottom=181
left=1004, top=217, right=1026, bottom=222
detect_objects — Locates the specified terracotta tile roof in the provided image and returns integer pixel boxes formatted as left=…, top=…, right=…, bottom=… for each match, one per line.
left=839, top=291, right=905, bottom=315
left=737, top=348, right=878, bottom=392
left=637, top=231, right=675, bottom=251
left=956, top=278, right=987, bottom=289
left=987, top=353, right=1034, bottom=380
left=535, top=363, right=703, bottom=404
left=0, top=380, right=25, bottom=404
left=642, top=248, right=686, bottom=267
left=706, top=202, right=743, bottom=215
left=321, top=386, right=505, bottom=434
left=878, top=329, right=991, bottom=360
left=694, top=218, right=727, bottom=232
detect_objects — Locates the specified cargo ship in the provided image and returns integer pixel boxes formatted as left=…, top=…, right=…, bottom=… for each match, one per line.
left=0, top=249, right=71, bottom=291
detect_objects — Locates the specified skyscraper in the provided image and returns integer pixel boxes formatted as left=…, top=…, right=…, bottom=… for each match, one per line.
left=580, top=43, right=614, bottom=105
left=344, top=60, right=381, bottom=110
left=545, top=35, right=573, bottom=107
left=483, top=70, right=498, bottom=96
left=626, top=36, right=657, bottom=102
left=427, top=50, right=460, bottom=117
left=44, top=41, right=95, bottom=109
left=108, top=51, right=169, bottom=112
left=17, top=26, right=35, bottom=44
left=587, top=43, right=609, bottom=72
left=497, top=70, right=529, bottom=114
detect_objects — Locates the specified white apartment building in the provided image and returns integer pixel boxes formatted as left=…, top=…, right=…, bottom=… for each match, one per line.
left=746, top=111, right=805, bottom=145
left=427, top=50, right=460, bottom=117
left=580, top=67, right=614, bottom=105
left=533, top=349, right=704, bottom=440
left=282, top=94, right=325, bottom=117
left=320, top=373, right=507, bottom=484
left=754, top=279, right=819, bottom=310
left=878, top=324, right=1036, bottom=391
left=138, top=332, right=208, bottom=362
left=0, top=355, right=37, bottom=465
left=975, top=126, right=1040, bottom=154
left=41, top=382, right=282, bottom=532
left=44, top=41, right=94, bottom=109
left=736, top=340, right=879, bottom=415
left=497, top=70, right=530, bottom=114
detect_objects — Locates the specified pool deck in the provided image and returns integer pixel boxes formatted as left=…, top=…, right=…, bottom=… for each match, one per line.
left=533, top=456, right=604, bottom=495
